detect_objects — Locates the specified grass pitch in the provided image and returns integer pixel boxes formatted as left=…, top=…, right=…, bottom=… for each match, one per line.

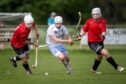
left=0, top=45, right=126, bottom=84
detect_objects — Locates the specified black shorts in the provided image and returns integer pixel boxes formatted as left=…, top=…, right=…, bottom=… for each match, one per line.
left=11, top=44, right=29, bottom=57
left=88, top=42, right=104, bottom=55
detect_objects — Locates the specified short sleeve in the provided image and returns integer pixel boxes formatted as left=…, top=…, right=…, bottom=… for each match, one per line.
left=82, top=20, right=89, bottom=32
left=47, top=26, right=58, bottom=36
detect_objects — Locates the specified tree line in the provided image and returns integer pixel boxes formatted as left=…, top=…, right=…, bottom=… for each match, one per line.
left=0, top=0, right=125, bottom=25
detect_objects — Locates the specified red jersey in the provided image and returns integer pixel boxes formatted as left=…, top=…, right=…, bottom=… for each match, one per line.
left=11, top=22, right=35, bottom=48
left=82, top=18, right=106, bottom=42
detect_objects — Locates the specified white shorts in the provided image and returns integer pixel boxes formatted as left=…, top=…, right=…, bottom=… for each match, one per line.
left=48, top=44, right=68, bottom=57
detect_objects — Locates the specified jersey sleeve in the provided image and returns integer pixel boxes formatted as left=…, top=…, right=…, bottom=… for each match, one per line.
left=47, top=26, right=57, bottom=36
left=15, top=23, right=22, bottom=31
left=82, top=20, right=89, bottom=32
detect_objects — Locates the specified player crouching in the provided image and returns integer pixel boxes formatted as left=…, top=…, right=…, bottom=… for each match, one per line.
left=10, top=15, right=39, bottom=75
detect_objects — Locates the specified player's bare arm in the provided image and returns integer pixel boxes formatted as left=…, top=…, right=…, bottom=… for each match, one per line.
left=51, top=35, right=73, bottom=44
left=101, top=32, right=106, bottom=40
left=75, top=30, right=86, bottom=41
left=25, top=41, right=38, bottom=47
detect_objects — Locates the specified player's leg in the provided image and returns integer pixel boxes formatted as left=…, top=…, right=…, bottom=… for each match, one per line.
left=21, top=45, right=32, bottom=75
left=10, top=56, right=20, bottom=68
left=48, top=45, right=72, bottom=74
left=58, top=45, right=72, bottom=74
left=48, top=46, right=66, bottom=66
left=57, top=53, right=67, bottom=66
left=10, top=45, right=22, bottom=67
left=21, top=52, right=32, bottom=75
left=57, top=53, right=72, bottom=74
left=10, top=44, right=32, bottom=75
left=101, top=48, right=125, bottom=72
left=64, top=55, right=72, bottom=74
left=91, top=54, right=102, bottom=74
left=88, top=42, right=104, bottom=74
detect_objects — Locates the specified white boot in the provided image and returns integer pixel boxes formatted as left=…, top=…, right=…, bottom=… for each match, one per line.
left=117, top=66, right=125, bottom=72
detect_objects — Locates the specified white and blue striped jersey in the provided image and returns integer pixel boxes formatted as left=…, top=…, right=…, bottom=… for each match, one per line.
left=46, top=24, right=69, bottom=46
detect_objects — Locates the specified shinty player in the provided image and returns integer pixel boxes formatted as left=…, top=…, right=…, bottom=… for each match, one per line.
left=10, top=15, right=39, bottom=75
left=76, top=7, right=125, bottom=74
left=46, top=16, right=73, bottom=74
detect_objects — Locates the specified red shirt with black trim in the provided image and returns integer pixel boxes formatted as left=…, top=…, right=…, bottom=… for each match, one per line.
left=82, top=18, right=106, bottom=42
left=11, top=22, right=35, bottom=48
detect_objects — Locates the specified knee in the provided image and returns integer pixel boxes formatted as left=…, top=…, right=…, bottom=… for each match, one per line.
left=25, top=53, right=29, bottom=59
left=58, top=54, right=65, bottom=61
left=101, top=49, right=110, bottom=57
left=22, top=57, right=28, bottom=63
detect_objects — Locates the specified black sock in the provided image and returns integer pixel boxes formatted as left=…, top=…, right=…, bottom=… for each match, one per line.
left=22, top=63, right=30, bottom=71
left=16, top=56, right=21, bottom=61
left=13, top=56, right=21, bottom=61
left=92, top=59, right=101, bottom=71
left=106, top=56, right=118, bottom=69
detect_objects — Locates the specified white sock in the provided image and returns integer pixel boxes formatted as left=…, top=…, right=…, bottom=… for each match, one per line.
left=14, top=57, right=16, bottom=61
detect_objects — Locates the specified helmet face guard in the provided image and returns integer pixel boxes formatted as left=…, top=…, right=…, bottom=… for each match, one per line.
left=92, top=7, right=102, bottom=20
left=25, top=23, right=33, bottom=28
left=55, top=23, right=62, bottom=28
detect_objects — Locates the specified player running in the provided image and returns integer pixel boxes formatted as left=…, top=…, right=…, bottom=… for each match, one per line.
left=46, top=16, right=73, bottom=74
left=76, top=7, right=125, bottom=74
left=10, top=14, right=39, bottom=75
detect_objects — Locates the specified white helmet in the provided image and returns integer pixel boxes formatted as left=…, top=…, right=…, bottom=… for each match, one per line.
left=55, top=16, right=63, bottom=23
left=92, top=7, right=102, bottom=16
left=24, top=14, right=34, bottom=24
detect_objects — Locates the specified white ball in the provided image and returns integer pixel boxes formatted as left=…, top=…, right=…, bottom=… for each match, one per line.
left=45, top=72, right=48, bottom=76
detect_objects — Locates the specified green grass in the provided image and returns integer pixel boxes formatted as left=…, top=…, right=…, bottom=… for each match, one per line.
left=0, top=45, right=126, bottom=84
